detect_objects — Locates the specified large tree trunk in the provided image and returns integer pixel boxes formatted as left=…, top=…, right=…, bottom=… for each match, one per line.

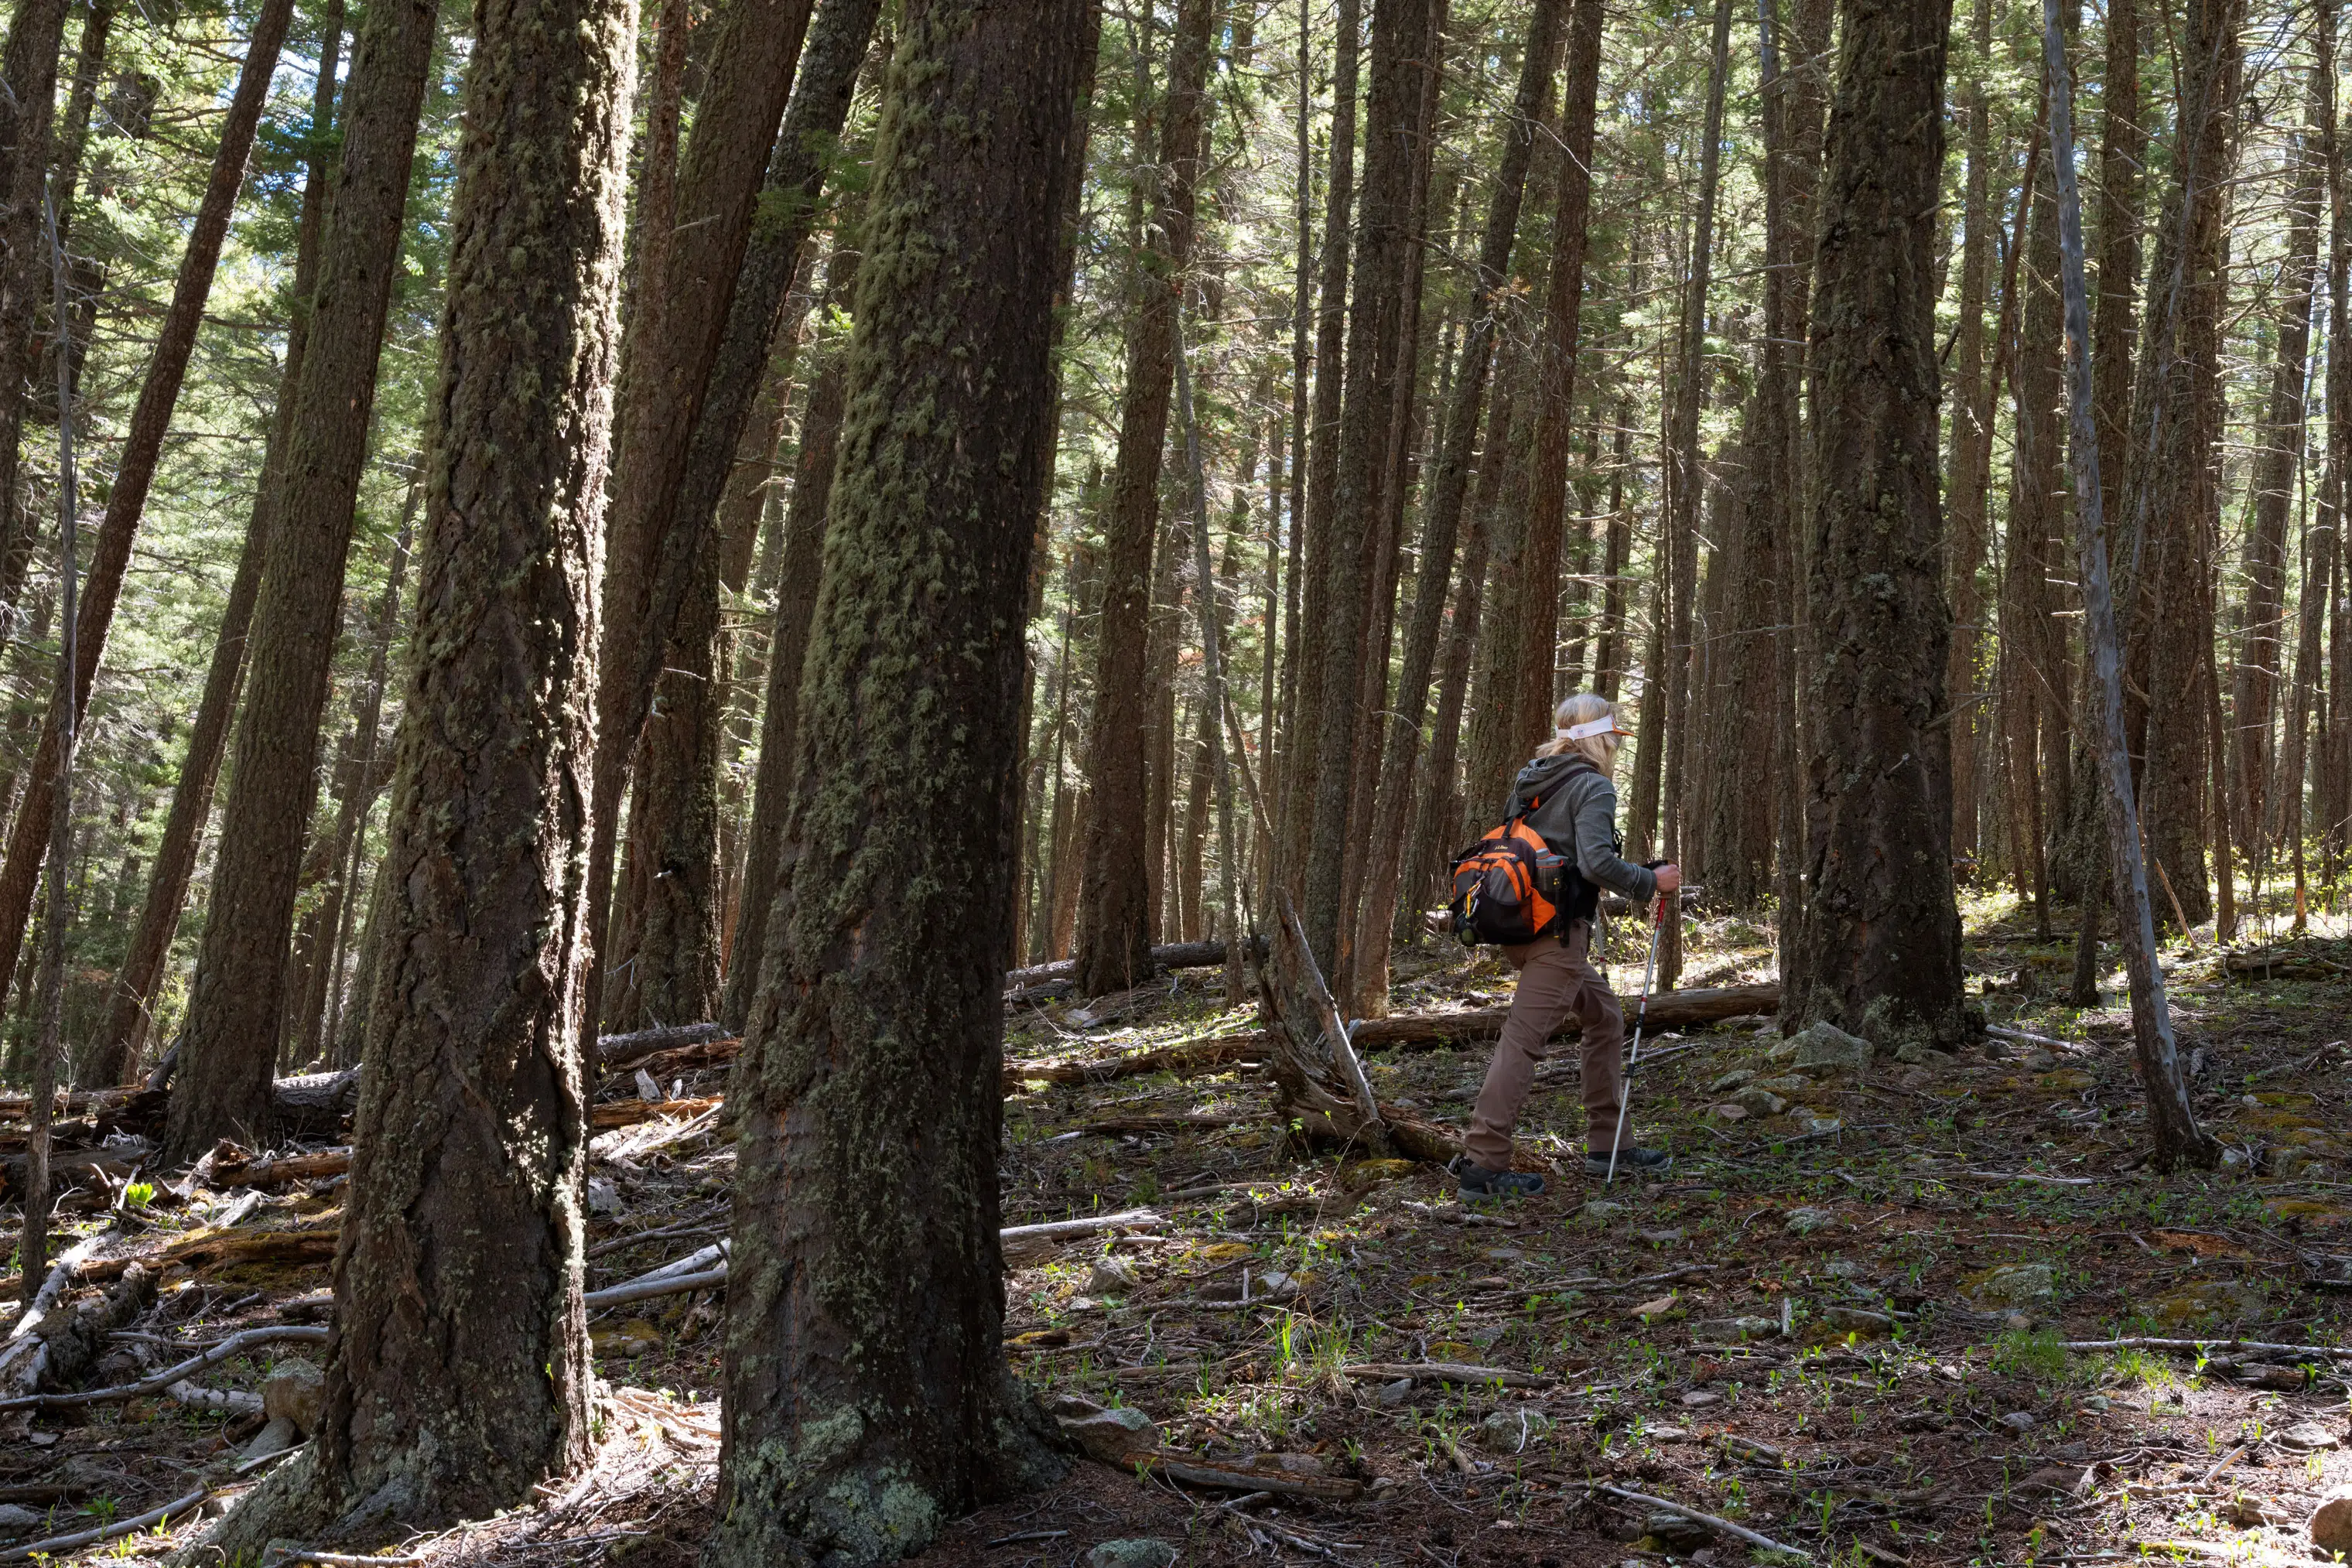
left=162, top=0, right=443, bottom=1167
left=707, top=2, right=1093, bottom=1557
left=1279, top=0, right=1361, bottom=869
left=0, top=0, right=296, bottom=1028
left=1788, top=0, right=1965, bottom=1047
left=1071, top=0, right=1214, bottom=996
left=1457, top=1, right=1602, bottom=845
left=1656, top=0, right=1733, bottom=992
left=193, top=0, right=634, bottom=1542
left=2319, top=0, right=2352, bottom=875
left=91, top=0, right=344, bottom=1081
left=2141, top=0, right=2241, bottom=933
left=577, top=0, right=818, bottom=1037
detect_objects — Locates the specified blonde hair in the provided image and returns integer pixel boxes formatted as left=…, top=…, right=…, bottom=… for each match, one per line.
left=1536, top=692, right=1622, bottom=771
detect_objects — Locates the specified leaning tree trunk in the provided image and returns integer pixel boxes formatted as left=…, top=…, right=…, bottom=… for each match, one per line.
left=164, top=0, right=443, bottom=1166
left=2040, top=0, right=2217, bottom=1171
left=577, top=0, right=819, bottom=1033
left=1787, top=0, right=1966, bottom=1048
left=194, top=0, right=636, bottom=1545
left=706, top=3, right=1096, bottom=1559
left=94, top=0, right=344, bottom=1081
left=602, top=0, right=881, bottom=1030
left=0, top=0, right=296, bottom=1027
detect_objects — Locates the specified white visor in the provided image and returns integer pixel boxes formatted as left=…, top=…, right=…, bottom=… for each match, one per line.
left=1557, top=716, right=1618, bottom=741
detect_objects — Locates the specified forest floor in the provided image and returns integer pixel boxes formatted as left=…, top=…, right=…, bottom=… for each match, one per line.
left=3, top=893, right=2350, bottom=1568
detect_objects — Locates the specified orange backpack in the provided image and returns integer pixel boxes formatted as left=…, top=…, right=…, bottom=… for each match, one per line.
left=1447, top=817, right=1570, bottom=947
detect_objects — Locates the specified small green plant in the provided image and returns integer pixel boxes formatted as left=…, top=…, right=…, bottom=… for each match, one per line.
left=121, top=1181, right=155, bottom=1209
left=1991, top=1327, right=2070, bottom=1383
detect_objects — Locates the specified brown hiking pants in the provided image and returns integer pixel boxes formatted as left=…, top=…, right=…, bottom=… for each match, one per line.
left=1465, top=919, right=1626, bottom=1169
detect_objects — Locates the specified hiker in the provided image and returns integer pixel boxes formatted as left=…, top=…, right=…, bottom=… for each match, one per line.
left=1444, top=692, right=1677, bottom=1198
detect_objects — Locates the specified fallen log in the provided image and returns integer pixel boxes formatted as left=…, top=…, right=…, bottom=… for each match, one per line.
left=1004, top=938, right=1268, bottom=994
left=1349, top=984, right=1779, bottom=1047
left=1003, top=985, right=1781, bottom=1091
left=594, top=1021, right=734, bottom=1070
left=0, top=1484, right=214, bottom=1565
left=1341, top=1361, right=1550, bottom=1389
left=206, top=1146, right=353, bottom=1188
left=0, top=1323, right=330, bottom=1412
left=591, top=1094, right=724, bottom=1129
left=1135, top=1454, right=1362, bottom=1501
left=78, top=1226, right=340, bottom=1283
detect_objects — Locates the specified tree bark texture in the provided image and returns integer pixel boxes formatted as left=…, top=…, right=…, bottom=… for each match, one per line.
left=197, top=0, right=637, bottom=1543
left=1071, top=0, right=1214, bottom=997
left=2141, top=0, right=2241, bottom=931
left=164, top=0, right=443, bottom=1166
left=1790, top=0, right=1965, bottom=1047
left=0, top=0, right=296, bottom=1028
left=708, top=2, right=1094, bottom=1558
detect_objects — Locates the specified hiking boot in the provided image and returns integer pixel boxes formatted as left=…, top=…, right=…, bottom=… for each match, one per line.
left=1451, top=1156, right=1546, bottom=1200
left=1584, top=1145, right=1672, bottom=1177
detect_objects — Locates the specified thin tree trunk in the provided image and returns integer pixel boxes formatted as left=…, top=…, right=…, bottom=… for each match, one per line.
left=162, top=0, right=443, bottom=1166
left=0, top=0, right=297, bottom=1033
left=0, top=0, right=68, bottom=640
left=1280, top=0, right=1362, bottom=874
left=1349, top=0, right=1567, bottom=979
left=2229, top=118, right=2319, bottom=880
left=1072, top=0, right=1215, bottom=996
left=1787, top=0, right=1965, bottom=1045
left=716, top=251, right=855, bottom=1032
left=1944, top=0, right=1996, bottom=879
left=293, top=510, right=415, bottom=1064
left=2040, top=0, right=2214, bottom=1171
left=1656, top=0, right=1734, bottom=991
left=708, top=2, right=1093, bottom=1553
left=194, top=0, right=634, bottom=1541
left=577, top=0, right=819, bottom=1038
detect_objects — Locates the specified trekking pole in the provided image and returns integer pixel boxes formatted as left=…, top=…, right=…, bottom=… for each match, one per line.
left=1605, top=895, right=1669, bottom=1187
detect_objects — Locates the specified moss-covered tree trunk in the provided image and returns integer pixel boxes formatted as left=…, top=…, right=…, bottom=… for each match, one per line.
left=197, top=0, right=634, bottom=1542
left=708, top=2, right=1096, bottom=1558
left=1788, top=0, right=1965, bottom=1047
left=162, top=0, right=443, bottom=1164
